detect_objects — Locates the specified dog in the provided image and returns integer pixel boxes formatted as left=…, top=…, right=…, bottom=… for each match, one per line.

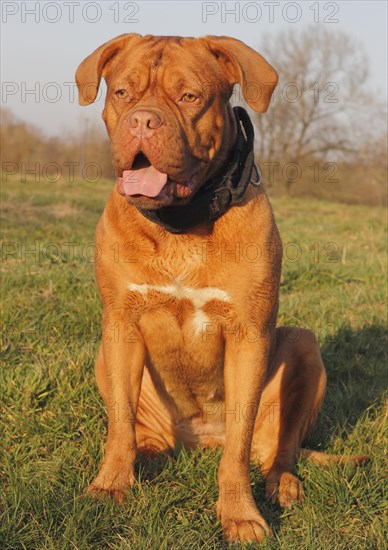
left=76, top=34, right=366, bottom=544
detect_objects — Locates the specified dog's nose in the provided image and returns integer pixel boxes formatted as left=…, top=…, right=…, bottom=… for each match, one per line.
left=128, top=110, right=163, bottom=138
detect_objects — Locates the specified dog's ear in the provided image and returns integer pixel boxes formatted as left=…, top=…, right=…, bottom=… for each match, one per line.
left=75, top=33, right=141, bottom=106
left=204, top=36, right=278, bottom=113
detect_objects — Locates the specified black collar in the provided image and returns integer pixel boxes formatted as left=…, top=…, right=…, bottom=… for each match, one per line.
left=138, top=107, right=261, bottom=234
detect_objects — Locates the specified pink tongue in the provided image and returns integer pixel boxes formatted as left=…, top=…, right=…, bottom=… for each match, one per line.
left=119, top=167, right=168, bottom=197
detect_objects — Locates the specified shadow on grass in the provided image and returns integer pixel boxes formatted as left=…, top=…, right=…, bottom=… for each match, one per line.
left=305, top=324, right=387, bottom=449
left=135, top=451, right=172, bottom=482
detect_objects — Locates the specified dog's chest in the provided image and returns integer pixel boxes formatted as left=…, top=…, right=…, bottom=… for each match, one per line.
left=126, top=277, right=233, bottom=417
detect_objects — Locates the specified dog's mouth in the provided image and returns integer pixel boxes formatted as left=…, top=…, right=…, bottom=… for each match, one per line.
left=117, top=151, right=195, bottom=201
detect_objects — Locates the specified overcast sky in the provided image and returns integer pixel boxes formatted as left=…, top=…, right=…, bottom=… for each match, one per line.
left=1, top=0, right=387, bottom=136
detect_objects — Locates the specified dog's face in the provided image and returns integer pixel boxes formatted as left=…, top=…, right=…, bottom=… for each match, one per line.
left=76, top=34, right=278, bottom=209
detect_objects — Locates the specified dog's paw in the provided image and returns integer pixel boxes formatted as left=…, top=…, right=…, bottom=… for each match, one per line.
left=266, top=471, right=304, bottom=508
left=85, top=463, right=135, bottom=503
left=86, top=480, right=131, bottom=503
left=216, top=499, right=270, bottom=544
left=221, top=517, right=270, bottom=544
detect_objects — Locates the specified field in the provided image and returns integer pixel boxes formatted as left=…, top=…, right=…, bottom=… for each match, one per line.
left=1, top=177, right=386, bottom=549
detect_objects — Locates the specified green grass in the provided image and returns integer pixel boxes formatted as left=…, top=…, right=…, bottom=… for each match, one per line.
left=1, top=178, right=386, bottom=549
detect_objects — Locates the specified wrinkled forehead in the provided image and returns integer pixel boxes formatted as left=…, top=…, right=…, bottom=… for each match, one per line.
left=105, top=37, right=229, bottom=95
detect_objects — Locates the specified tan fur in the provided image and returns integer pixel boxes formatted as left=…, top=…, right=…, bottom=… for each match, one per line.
left=76, top=34, right=366, bottom=544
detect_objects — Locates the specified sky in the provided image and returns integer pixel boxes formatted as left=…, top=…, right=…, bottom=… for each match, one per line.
left=1, top=0, right=387, bottom=137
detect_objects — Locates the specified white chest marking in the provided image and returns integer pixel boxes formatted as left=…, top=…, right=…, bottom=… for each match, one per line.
left=128, top=283, right=230, bottom=335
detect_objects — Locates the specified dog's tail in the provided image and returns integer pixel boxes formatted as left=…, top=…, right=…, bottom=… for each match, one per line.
left=299, top=448, right=368, bottom=466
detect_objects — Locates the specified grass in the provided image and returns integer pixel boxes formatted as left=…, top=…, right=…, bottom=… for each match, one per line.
left=1, top=177, right=387, bottom=549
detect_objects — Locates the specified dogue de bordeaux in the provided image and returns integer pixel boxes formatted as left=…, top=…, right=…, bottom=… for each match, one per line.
left=76, top=34, right=366, bottom=544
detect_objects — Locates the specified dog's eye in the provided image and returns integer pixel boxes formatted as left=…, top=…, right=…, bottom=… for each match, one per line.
left=181, top=93, right=197, bottom=103
left=115, top=89, right=127, bottom=98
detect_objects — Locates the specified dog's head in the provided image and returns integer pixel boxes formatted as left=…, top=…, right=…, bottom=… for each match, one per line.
left=76, top=34, right=277, bottom=209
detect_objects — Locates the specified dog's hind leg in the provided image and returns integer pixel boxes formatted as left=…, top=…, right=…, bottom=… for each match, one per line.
left=251, top=327, right=327, bottom=508
left=135, top=367, right=176, bottom=454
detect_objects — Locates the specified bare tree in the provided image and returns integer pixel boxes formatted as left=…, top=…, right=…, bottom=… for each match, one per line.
left=250, top=27, right=384, bottom=192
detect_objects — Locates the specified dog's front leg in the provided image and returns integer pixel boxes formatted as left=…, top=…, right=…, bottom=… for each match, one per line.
left=87, top=309, right=145, bottom=503
left=217, top=336, right=271, bottom=544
